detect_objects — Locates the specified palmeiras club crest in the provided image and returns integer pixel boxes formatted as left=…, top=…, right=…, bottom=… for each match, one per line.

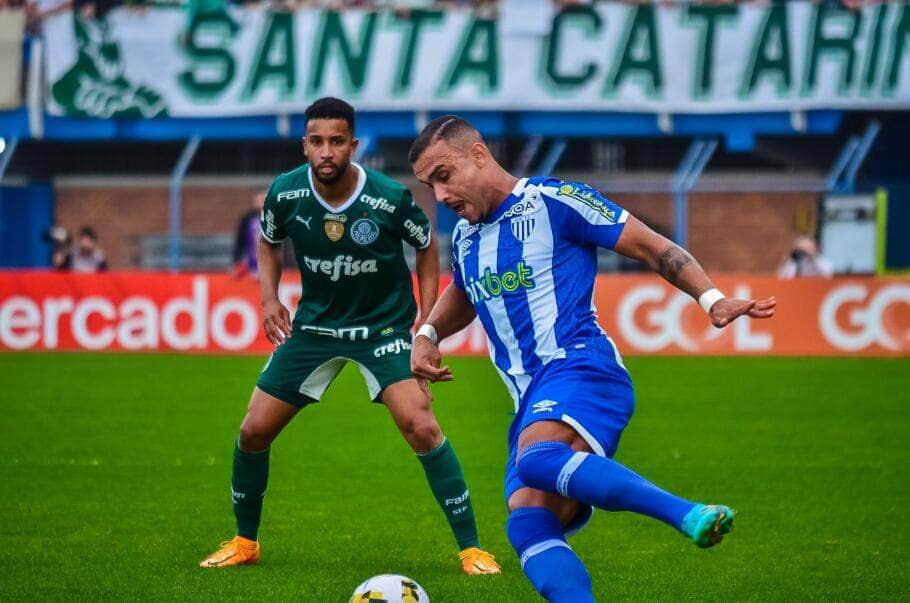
left=350, top=218, right=380, bottom=245
left=323, top=213, right=347, bottom=242
left=510, top=215, right=536, bottom=242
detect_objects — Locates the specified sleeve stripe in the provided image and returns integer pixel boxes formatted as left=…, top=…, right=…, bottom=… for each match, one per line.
left=259, top=225, right=282, bottom=244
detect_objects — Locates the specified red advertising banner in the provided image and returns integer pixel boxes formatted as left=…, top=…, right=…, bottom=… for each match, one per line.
left=0, top=272, right=908, bottom=356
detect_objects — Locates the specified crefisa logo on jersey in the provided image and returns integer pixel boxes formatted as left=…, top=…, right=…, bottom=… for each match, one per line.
left=359, top=194, right=396, bottom=214
left=404, top=219, right=429, bottom=247
left=350, top=218, right=380, bottom=245
left=264, top=209, right=278, bottom=239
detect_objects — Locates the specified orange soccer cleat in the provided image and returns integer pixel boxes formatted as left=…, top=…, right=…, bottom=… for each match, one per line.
left=199, top=536, right=260, bottom=568
left=459, top=547, right=501, bottom=575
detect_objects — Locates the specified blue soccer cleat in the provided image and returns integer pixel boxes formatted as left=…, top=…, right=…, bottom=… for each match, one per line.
left=681, top=504, right=735, bottom=548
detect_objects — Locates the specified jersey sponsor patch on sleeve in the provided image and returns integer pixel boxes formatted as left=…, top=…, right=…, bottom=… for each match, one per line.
left=556, top=184, right=619, bottom=224
left=262, top=208, right=281, bottom=241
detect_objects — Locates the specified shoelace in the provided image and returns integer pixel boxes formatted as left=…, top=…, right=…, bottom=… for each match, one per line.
left=462, top=550, right=497, bottom=566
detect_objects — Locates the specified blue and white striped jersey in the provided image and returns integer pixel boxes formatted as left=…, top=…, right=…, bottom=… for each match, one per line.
left=451, top=176, right=629, bottom=406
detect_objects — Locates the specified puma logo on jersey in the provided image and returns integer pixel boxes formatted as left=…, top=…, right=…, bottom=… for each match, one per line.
left=295, top=216, right=312, bottom=229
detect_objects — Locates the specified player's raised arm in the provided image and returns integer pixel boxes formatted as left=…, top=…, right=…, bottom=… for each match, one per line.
left=613, top=216, right=776, bottom=328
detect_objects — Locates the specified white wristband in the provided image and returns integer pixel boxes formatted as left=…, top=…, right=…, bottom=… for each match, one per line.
left=698, top=288, right=725, bottom=314
left=416, top=323, right=438, bottom=345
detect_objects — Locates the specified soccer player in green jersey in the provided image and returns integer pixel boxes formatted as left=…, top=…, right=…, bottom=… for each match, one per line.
left=200, top=98, right=501, bottom=574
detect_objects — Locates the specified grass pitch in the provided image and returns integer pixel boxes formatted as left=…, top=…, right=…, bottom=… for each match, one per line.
left=0, top=353, right=908, bottom=600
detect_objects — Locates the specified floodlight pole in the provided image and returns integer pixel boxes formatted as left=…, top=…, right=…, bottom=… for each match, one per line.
left=843, top=120, right=881, bottom=192
left=514, top=135, right=543, bottom=175
left=825, top=120, right=881, bottom=194
left=672, top=139, right=716, bottom=247
left=169, top=136, right=200, bottom=272
left=536, top=139, right=567, bottom=176
left=825, top=136, right=859, bottom=192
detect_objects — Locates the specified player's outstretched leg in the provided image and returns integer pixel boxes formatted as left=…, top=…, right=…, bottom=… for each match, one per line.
left=384, top=380, right=500, bottom=574
left=200, top=387, right=300, bottom=567
left=515, top=422, right=734, bottom=548
left=506, top=495, right=595, bottom=603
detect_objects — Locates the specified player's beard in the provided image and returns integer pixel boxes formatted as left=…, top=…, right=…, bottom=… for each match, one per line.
left=312, top=161, right=348, bottom=186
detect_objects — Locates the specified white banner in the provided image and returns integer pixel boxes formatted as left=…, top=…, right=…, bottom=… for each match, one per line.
left=43, top=2, right=910, bottom=117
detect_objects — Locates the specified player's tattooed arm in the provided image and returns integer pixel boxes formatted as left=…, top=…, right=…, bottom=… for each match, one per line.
left=614, top=216, right=776, bottom=326
left=655, top=244, right=702, bottom=293
left=614, top=216, right=714, bottom=300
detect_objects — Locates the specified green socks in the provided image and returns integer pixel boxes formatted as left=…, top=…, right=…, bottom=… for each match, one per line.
left=417, top=438, right=480, bottom=550
left=231, top=439, right=477, bottom=548
left=232, top=442, right=270, bottom=541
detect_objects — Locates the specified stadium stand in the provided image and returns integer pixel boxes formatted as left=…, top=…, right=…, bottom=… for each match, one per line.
left=0, top=0, right=908, bottom=274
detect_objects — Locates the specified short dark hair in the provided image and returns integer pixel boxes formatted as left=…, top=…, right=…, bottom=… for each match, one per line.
left=408, top=115, right=480, bottom=165
left=304, top=97, right=355, bottom=134
left=78, top=226, right=97, bottom=240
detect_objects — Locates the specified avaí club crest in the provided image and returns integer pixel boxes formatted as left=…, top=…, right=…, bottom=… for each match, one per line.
left=511, top=215, right=536, bottom=242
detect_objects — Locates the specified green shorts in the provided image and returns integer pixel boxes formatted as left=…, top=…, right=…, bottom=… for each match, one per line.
left=256, top=330, right=414, bottom=407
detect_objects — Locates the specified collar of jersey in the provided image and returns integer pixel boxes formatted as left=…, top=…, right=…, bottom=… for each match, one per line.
left=481, top=177, right=529, bottom=225
left=308, top=162, right=366, bottom=214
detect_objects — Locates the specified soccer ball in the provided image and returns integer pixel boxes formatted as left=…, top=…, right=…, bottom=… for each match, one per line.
left=349, top=574, right=429, bottom=602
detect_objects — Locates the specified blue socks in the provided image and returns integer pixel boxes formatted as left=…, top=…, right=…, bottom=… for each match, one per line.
left=516, top=440, right=696, bottom=530
left=506, top=507, right=595, bottom=603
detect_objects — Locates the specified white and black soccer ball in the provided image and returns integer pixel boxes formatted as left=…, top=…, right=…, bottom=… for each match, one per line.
left=349, top=574, right=429, bottom=603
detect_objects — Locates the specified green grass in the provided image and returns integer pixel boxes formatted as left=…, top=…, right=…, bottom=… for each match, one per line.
left=0, top=353, right=908, bottom=600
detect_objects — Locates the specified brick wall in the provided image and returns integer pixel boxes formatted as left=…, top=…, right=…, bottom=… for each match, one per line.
left=54, top=183, right=258, bottom=268
left=604, top=191, right=819, bottom=273
left=54, top=180, right=817, bottom=274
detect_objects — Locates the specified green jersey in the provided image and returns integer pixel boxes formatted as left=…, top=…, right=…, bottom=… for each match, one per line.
left=260, top=162, right=432, bottom=341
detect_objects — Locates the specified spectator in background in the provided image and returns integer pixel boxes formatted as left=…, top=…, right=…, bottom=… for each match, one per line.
left=46, top=225, right=72, bottom=270
left=55, top=226, right=108, bottom=272
left=232, top=189, right=265, bottom=278
left=778, top=235, right=834, bottom=279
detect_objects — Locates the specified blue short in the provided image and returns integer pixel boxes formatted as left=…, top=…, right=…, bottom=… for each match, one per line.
left=504, top=337, right=635, bottom=535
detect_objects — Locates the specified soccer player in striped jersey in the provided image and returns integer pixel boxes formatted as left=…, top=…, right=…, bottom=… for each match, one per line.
left=409, top=116, right=776, bottom=602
